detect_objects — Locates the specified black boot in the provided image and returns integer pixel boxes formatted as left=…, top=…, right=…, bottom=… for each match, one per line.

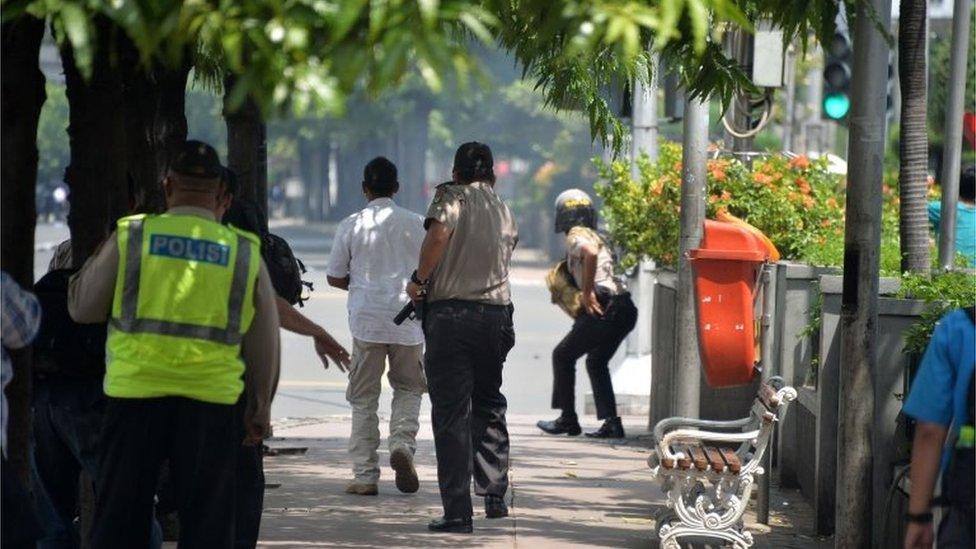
left=485, top=495, right=509, bottom=518
left=427, top=516, right=473, bottom=533
left=585, top=417, right=625, bottom=439
left=536, top=413, right=582, bottom=436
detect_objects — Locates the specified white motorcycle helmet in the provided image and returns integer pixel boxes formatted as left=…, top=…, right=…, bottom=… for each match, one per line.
left=553, top=189, right=596, bottom=233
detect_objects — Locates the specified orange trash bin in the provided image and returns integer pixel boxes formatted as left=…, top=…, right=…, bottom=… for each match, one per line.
left=689, top=220, right=774, bottom=387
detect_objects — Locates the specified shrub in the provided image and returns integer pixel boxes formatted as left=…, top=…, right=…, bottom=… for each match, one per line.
left=898, top=270, right=976, bottom=356
left=595, top=141, right=847, bottom=269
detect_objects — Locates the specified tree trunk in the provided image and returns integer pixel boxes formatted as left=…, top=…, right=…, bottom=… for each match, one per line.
left=299, top=131, right=331, bottom=222
left=61, top=16, right=130, bottom=266
left=153, top=64, right=190, bottom=200
left=898, top=0, right=930, bottom=274
left=397, top=97, right=432, bottom=213
left=0, top=14, right=46, bottom=483
left=224, top=75, right=268, bottom=232
left=334, top=142, right=367, bottom=220
left=121, top=38, right=190, bottom=214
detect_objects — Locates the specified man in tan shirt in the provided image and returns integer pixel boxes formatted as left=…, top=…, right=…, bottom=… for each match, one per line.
left=68, top=141, right=279, bottom=547
left=406, top=142, right=517, bottom=533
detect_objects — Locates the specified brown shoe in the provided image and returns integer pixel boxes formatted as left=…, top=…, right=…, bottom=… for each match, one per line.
left=345, top=482, right=378, bottom=496
left=390, top=446, right=419, bottom=494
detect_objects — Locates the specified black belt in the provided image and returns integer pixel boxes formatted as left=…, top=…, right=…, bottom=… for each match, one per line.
left=426, top=299, right=512, bottom=314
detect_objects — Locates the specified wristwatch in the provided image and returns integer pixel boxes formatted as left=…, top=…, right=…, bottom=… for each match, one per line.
left=906, top=512, right=933, bottom=524
left=411, top=270, right=427, bottom=285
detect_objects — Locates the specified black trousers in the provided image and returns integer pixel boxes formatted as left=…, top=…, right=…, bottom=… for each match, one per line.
left=91, top=397, right=238, bottom=549
left=32, top=377, right=104, bottom=547
left=234, top=396, right=264, bottom=549
left=551, top=293, right=637, bottom=420
left=2, top=458, right=41, bottom=549
left=424, top=300, right=515, bottom=520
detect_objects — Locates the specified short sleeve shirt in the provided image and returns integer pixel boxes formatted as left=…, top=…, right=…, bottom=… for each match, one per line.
left=425, top=182, right=518, bottom=305
left=566, top=227, right=626, bottom=295
left=325, top=198, right=425, bottom=345
left=928, top=201, right=976, bottom=267
left=903, top=309, right=976, bottom=466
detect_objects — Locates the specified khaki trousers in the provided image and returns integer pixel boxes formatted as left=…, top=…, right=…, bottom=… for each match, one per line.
left=346, top=338, right=426, bottom=483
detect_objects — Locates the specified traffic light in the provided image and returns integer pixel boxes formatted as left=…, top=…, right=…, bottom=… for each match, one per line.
left=822, top=24, right=852, bottom=122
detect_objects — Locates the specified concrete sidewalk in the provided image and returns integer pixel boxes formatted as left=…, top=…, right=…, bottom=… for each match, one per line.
left=257, top=415, right=831, bottom=548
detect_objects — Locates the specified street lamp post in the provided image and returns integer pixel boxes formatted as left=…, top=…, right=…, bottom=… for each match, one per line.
left=937, top=0, right=973, bottom=270
left=674, top=94, right=708, bottom=419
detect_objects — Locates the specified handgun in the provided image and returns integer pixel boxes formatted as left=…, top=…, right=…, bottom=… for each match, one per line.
left=393, top=301, right=415, bottom=325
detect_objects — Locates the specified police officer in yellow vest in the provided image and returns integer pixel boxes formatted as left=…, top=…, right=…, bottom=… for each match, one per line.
left=68, top=141, right=280, bottom=548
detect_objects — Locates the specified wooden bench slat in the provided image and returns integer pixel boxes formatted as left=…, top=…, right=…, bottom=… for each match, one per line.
left=719, top=448, right=742, bottom=474
left=687, top=446, right=708, bottom=471
left=673, top=445, right=692, bottom=470
left=703, top=445, right=726, bottom=473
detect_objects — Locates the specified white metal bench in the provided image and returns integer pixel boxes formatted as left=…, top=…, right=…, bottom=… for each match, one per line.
left=647, top=377, right=797, bottom=548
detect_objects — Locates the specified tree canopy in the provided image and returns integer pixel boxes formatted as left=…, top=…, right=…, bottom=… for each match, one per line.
left=2, top=0, right=846, bottom=143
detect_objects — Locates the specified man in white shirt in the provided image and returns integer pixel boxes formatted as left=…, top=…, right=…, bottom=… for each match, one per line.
left=327, top=157, right=427, bottom=496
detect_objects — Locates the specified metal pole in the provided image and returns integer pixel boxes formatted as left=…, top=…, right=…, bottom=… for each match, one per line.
left=835, top=0, right=891, bottom=545
left=782, top=44, right=798, bottom=152
left=631, top=59, right=659, bottom=169
left=674, top=94, right=708, bottom=418
left=937, top=0, right=972, bottom=269
left=626, top=58, right=658, bottom=357
left=756, top=265, right=777, bottom=524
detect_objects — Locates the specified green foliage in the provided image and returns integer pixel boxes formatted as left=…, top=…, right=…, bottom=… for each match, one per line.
left=898, top=270, right=976, bottom=356
left=595, top=141, right=848, bottom=268
left=799, top=187, right=904, bottom=276
left=36, top=83, right=69, bottom=188
left=6, top=0, right=849, bottom=145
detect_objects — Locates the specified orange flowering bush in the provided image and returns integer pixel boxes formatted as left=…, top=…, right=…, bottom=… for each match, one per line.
left=595, top=141, right=846, bottom=268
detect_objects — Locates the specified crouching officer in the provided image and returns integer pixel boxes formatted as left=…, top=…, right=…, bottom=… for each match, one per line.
left=68, top=140, right=280, bottom=548
left=406, top=142, right=518, bottom=534
left=537, top=189, right=636, bottom=439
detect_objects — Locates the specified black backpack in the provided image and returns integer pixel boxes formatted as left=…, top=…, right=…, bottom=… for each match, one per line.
left=32, top=269, right=107, bottom=379
left=224, top=197, right=313, bottom=307
left=261, top=232, right=312, bottom=307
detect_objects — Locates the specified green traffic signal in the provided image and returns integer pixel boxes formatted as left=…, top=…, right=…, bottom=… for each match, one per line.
left=823, top=93, right=851, bottom=120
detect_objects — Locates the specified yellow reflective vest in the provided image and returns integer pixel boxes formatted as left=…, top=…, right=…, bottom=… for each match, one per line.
left=105, top=213, right=261, bottom=404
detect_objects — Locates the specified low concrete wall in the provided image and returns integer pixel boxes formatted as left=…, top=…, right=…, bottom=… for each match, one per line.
left=796, top=275, right=925, bottom=537
left=774, top=263, right=838, bottom=489
left=649, top=270, right=678, bottom=429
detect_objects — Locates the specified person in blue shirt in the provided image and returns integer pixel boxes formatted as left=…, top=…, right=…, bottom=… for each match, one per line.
left=902, top=308, right=975, bottom=549
left=929, top=166, right=976, bottom=267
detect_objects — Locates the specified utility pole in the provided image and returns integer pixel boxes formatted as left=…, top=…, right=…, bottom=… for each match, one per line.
left=937, top=0, right=972, bottom=269
left=615, top=60, right=658, bottom=414
left=804, top=52, right=825, bottom=154
left=782, top=44, right=798, bottom=152
left=674, top=94, right=708, bottom=418
left=631, top=63, right=659, bottom=168
left=835, top=0, right=891, bottom=546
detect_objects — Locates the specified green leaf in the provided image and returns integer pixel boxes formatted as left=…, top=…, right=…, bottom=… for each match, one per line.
left=59, top=2, right=93, bottom=80
left=333, top=0, right=368, bottom=42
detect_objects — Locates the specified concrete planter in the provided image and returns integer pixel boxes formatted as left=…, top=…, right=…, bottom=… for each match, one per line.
left=772, top=263, right=838, bottom=489
left=794, top=275, right=926, bottom=538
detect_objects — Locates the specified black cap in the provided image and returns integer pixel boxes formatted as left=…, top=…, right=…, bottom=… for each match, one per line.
left=169, top=140, right=222, bottom=179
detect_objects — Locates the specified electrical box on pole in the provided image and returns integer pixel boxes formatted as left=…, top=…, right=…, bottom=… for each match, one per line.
left=822, top=13, right=853, bottom=123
